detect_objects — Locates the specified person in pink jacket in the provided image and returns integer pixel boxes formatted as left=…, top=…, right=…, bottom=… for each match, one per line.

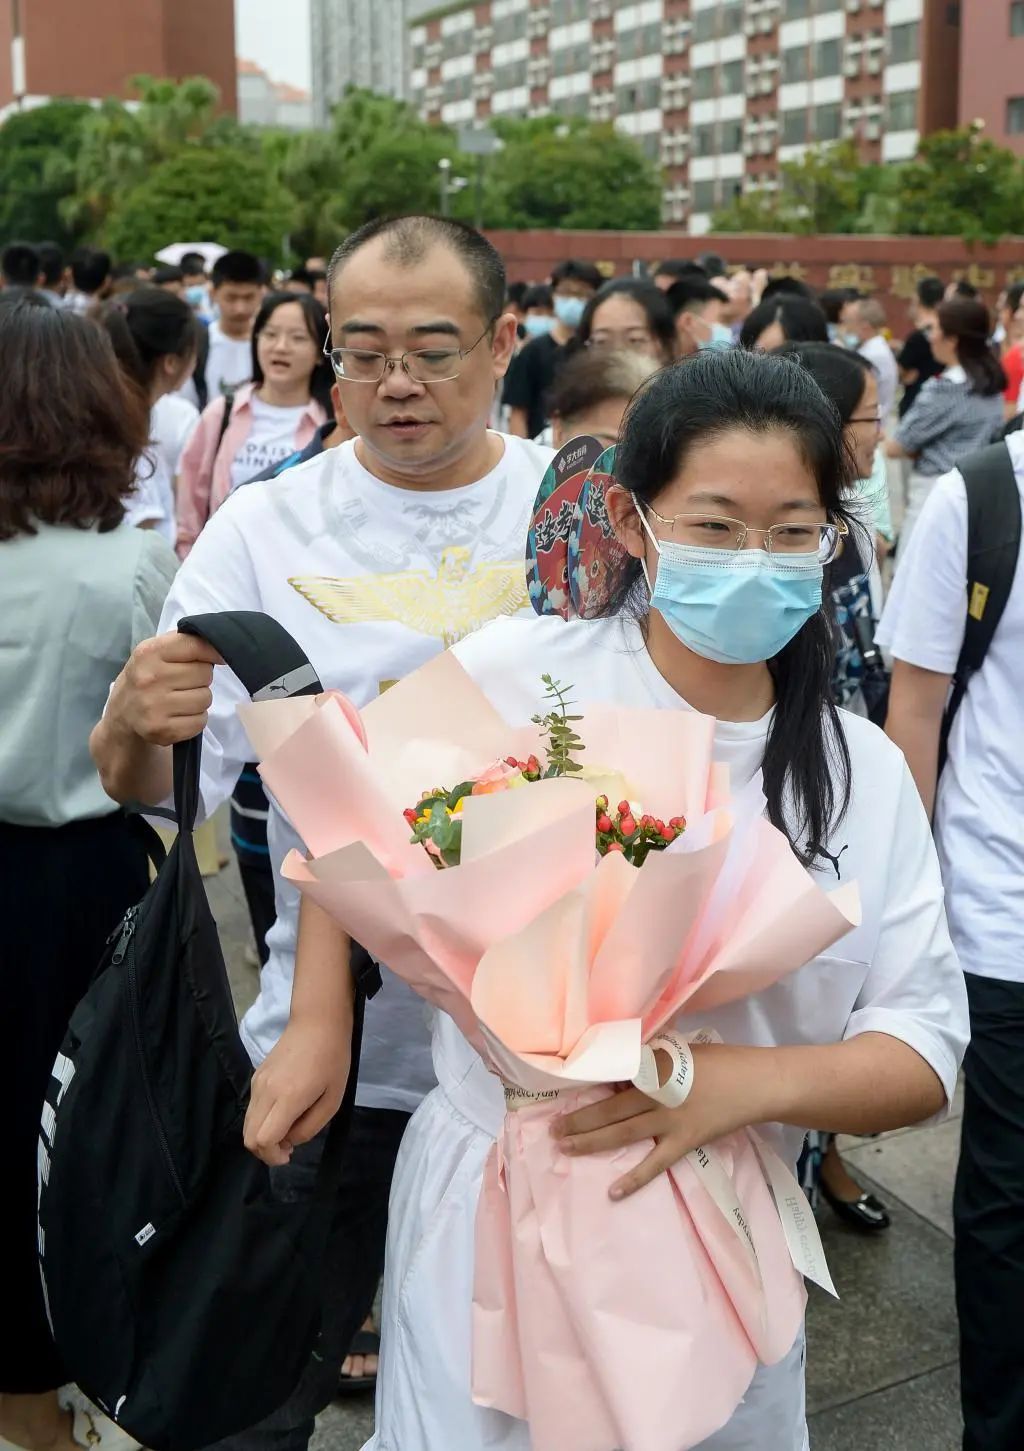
left=176, top=291, right=332, bottom=557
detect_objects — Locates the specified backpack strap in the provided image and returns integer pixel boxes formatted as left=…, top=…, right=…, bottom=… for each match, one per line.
left=193, top=326, right=210, bottom=411
left=939, top=442, right=1022, bottom=767
left=172, top=611, right=383, bottom=1006
left=215, top=387, right=237, bottom=456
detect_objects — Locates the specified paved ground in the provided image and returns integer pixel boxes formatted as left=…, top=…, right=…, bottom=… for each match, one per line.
left=209, top=823, right=964, bottom=1451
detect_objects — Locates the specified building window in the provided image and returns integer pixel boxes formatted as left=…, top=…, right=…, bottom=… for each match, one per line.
left=495, top=60, right=528, bottom=89
left=552, top=41, right=588, bottom=75
left=694, top=123, right=716, bottom=157
left=720, top=0, right=743, bottom=35
left=887, top=90, right=917, bottom=131
left=616, top=78, right=661, bottom=112
left=815, top=38, right=842, bottom=76
left=888, top=22, right=920, bottom=64
left=814, top=102, right=841, bottom=141
left=721, top=59, right=744, bottom=94
left=443, top=74, right=473, bottom=101
left=618, top=21, right=662, bottom=60
left=782, top=108, right=808, bottom=145
left=783, top=0, right=810, bottom=17
left=550, top=0, right=588, bottom=23
left=640, top=133, right=661, bottom=160
left=1013, top=1, right=1024, bottom=37
left=693, top=9, right=717, bottom=42
left=494, top=14, right=522, bottom=45
left=784, top=46, right=809, bottom=84
left=721, top=118, right=744, bottom=153
left=692, top=179, right=720, bottom=214
left=1007, top=96, right=1024, bottom=133
left=693, top=65, right=717, bottom=100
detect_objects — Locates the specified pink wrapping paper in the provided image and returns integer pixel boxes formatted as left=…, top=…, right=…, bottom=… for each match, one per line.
left=239, top=650, right=861, bottom=1451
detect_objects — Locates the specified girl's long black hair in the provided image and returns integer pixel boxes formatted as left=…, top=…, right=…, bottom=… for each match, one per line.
left=603, top=347, right=854, bottom=865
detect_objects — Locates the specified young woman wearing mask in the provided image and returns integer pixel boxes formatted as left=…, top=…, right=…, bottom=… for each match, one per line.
left=254, top=348, right=969, bottom=1451
left=176, top=292, right=332, bottom=556
left=575, top=278, right=678, bottom=366
left=886, top=297, right=1006, bottom=550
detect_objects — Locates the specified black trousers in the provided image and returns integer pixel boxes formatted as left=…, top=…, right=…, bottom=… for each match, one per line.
left=203, top=1105, right=410, bottom=1451
left=237, top=853, right=276, bottom=968
left=955, top=971, right=1024, bottom=1450
left=0, top=813, right=150, bottom=1393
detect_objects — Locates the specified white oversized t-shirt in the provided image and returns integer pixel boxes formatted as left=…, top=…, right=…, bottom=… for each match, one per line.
left=178, top=322, right=253, bottom=408
left=877, top=435, right=1024, bottom=983
left=228, top=399, right=307, bottom=492
left=157, top=432, right=552, bottom=1111
left=448, top=614, right=967, bottom=1166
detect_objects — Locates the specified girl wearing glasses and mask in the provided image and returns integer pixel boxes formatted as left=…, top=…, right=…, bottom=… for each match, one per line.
left=354, top=347, right=968, bottom=1451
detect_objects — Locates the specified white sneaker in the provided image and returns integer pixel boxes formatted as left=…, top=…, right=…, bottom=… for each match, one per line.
left=56, top=1390, right=141, bottom=1451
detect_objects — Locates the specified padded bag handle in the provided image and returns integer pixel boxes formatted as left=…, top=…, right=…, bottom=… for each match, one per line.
left=171, top=612, right=324, bottom=833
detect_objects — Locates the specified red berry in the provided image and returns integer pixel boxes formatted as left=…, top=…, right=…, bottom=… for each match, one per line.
left=505, top=756, right=518, bottom=767
left=669, top=816, right=686, bottom=831
left=403, top=808, right=418, bottom=824
left=660, top=825, right=675, bottom=841
left=617, top=800, right=630, bottom=817
left=620, top=814, right=636, bottom=837
left=596, top=813, right=612, bottom=834
left=605, top=841, right=625, bottom=854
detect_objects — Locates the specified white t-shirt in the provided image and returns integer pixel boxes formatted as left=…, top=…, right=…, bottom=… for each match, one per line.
left=448, top=614, right=967, bottom=1164
left=178, top=321, right=252, bottom=408
left=228, top=398, right=307, bottom=493
left=859, top=333, right=900, bottom=424
left=156, top=432, right=553, bottom=1110
left=877, top=435, right=1024, bottom=983
left=151, top=393, right=199, bottom=478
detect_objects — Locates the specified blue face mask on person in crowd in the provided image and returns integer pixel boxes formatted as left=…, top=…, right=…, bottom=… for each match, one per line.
left=841, top=331, right=861, bottom=350
left=699, top=322, right=735, bottom=351
left=554, top=295, right=587, bottom=329
left=185, top=285, right=208, bottom=311
left=634, top=502, right=824, bottom=665
left=522, top=314, right=557, bottom=339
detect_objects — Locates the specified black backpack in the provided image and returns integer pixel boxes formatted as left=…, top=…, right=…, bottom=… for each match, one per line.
left=37, top=612, right=373, bottom=1451
left=939, top=441, right=1023, bottom=765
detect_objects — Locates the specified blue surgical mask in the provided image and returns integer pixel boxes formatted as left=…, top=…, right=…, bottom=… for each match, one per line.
left=554, top=295, right=586, bottom=329
left=523, top=314, right=557, bottom=339
left=699, top=322, right=734, bottom=351
left=185, top=285, right=208, bottom=310
left=841, top=331, right=860, bottom=350
left=635, top=503, right=823, bottom=665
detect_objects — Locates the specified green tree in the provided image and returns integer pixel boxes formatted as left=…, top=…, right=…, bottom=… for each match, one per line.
left=104, top=145, right=293, bottom=263
left=890, top=123, right=1024, bottom=243
left=64, top=74, right=227, bottom=237
left=483, top=117, right=661, bottom=229
left=712, top=140, right=865, bottom=234
left=0, top=101, right=92, bottom=246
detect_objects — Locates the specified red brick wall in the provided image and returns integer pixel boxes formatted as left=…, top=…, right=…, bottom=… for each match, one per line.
left=959, top=0, right=1024, bottom=155
left=8, top=0, right=235, bottom=111
left=487, top=230, right=1024, bottom=330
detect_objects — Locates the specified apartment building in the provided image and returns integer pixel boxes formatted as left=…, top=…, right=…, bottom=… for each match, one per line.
left=311, top=0, right=440, bottom=124
left=409, top=0, right=959, bottom=233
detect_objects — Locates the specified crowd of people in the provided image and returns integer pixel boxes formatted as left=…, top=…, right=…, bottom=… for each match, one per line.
left=0, top=220, right=1021, bottom=1451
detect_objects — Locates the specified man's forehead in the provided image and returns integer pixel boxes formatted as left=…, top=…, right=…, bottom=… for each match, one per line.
left=331, top=243, right=479, bottom=318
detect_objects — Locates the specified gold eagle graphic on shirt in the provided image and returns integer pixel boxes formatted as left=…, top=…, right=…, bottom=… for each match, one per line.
left=288, top=545, right=527, bottom=648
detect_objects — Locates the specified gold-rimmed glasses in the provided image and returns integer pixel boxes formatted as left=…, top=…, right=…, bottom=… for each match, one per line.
left=322, top=321, right=496, bottom=384
left=643, top=506, right=848, bottom=564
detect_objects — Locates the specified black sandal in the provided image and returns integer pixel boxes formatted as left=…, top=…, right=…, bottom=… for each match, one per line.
left=336, top=1329, right=380, bottom=1398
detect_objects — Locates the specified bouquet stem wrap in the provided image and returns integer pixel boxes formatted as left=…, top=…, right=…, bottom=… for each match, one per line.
left=240, top=651, right=861, bottom=1451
